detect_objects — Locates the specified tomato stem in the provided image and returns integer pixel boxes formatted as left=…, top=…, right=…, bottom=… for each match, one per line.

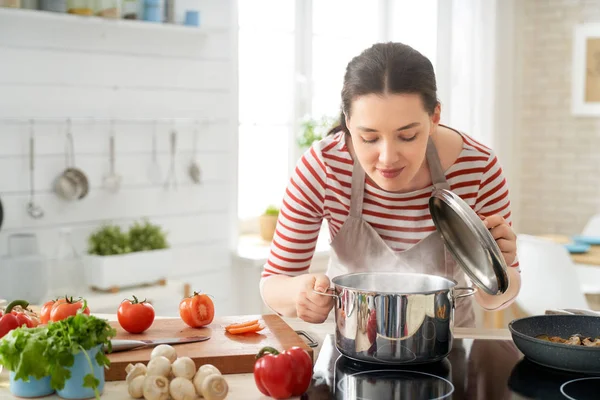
left=129, top=295, right=146, bottom=304
left=5, top=300, right=29, bottom=313
left=255, top=346, right=280, bottom=359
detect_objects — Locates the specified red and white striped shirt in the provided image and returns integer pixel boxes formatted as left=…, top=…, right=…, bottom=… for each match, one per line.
left=262, top=130, right=518, bottom=279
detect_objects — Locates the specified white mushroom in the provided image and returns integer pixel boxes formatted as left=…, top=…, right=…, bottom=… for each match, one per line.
left=125, top=363, right=135, bottom=374
left=128, top=375, right=145, bottom=399
left=201, top=374, right=228, bottom=400
left=169, top=377, right=197, bottom=400
left=150, top=344, right=178, bottom=364
left=146, top=356, right=172, bottom=378
left=142, top=375, right=170, bottom=400
left=126, top=363, right=147, bottom=384
left=172, top=357, right=196, bottom=381
left=192, top=365, right=221, bottom=396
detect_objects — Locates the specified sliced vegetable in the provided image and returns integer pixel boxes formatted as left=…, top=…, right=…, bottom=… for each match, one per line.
left=179, top=291, right=214, bottom=328
left=117, top=295, right=155, bottom=334
left=224, top=320, right=259, bottom=331
left=227, top=323, right=264, bottom=335
left=49, top=296, right=90, bottom=322
left=253, top=346, right=313, bottom=399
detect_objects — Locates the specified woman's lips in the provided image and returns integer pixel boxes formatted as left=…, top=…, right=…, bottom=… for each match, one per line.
left=377, top=168, right=404, bottom=179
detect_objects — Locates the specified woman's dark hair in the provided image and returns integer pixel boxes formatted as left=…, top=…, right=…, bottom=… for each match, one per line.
left=328, top=42, right=438, bottom=136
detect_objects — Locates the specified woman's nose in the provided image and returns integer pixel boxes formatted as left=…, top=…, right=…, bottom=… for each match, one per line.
left=378, top=141, right=399, bottom=165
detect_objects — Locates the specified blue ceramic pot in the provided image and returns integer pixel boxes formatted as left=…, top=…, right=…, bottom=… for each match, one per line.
left=9, top=372, right=55, bottom=398
left=56, top=345, right=105, bottom=400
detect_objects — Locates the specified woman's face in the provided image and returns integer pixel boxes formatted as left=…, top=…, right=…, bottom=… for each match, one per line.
left=346, top=93, right=440, bottom=192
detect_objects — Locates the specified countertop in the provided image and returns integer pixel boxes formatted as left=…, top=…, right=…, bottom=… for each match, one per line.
left=0, top=313, right=511, bottom=399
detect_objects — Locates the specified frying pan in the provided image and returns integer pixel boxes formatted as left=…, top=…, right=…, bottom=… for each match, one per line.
left=509, top=315, right=600, bottom=374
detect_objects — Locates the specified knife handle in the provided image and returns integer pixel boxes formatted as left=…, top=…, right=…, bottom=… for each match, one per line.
left=108, top=340, right=148, bottom=352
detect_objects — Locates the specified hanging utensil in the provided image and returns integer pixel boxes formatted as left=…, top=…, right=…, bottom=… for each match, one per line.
left=27, top=120, right=44, bottom=219
left=103, top=120, right=122, bottom=193
left=147, top=121, right=162, bottom=184
left=188, top=121, right=202, bottom=184
left=54, top=119, right=89, bottom=201
left=164, top=128, right=178, bottom=190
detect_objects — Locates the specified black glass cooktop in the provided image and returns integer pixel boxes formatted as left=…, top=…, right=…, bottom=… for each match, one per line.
left=303, top=334, right=600, bottom=400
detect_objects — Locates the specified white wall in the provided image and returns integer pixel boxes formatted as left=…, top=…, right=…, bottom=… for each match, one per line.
left=0, top=1, right=239, bottom=315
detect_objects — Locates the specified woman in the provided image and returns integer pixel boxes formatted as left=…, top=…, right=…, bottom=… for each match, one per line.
left=260, top=42, right=521, bottom=327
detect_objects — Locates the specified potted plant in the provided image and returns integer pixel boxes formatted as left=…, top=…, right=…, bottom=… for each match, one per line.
left=0, top=307, right=116, bottom=400
left=297, top=114, right=339, bottom=150
left=259, top=205, right=279, bottom=242
left=84, top=219, right=172, bottom=291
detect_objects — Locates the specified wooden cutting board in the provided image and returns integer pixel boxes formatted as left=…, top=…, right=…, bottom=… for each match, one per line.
left=105, top=314, right=313, bottom=381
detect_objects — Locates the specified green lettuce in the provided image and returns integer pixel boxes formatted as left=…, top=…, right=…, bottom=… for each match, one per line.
left=0, top=313, right=116, bottom=400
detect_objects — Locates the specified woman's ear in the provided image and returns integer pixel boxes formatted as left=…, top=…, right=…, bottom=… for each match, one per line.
left=431, top=103, right=441, bottom=127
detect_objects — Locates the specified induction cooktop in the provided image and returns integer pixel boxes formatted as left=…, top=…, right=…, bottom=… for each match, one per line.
left=301, top=334, right=600, bottom=400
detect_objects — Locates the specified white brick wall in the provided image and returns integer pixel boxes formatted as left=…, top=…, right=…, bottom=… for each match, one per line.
left=517, top=0, right=600, bottom=235
left=0, top=2, right=239, bottom=315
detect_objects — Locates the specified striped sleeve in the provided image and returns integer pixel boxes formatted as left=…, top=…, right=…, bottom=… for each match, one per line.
left=474, top=151, right=520, bottom=269
left=261, top=145, right=327, bottom=278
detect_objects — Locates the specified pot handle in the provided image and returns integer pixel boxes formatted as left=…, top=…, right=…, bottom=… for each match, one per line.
left=312, top=288, right=341, bottom=307
left=453, top=287, right=477, bottom=300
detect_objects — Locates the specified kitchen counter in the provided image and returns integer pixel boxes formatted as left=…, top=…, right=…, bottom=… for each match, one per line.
left=0, top=313, right=511, bottom=400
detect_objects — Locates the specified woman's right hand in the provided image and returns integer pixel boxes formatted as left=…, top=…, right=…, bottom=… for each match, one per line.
left=295, top=274, right=334, bottom=323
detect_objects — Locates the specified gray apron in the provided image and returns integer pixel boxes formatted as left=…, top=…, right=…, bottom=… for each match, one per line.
left=326, top=136, right=476, bottom=328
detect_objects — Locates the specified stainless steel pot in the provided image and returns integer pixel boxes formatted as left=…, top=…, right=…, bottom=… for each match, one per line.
left=315, top=272, right=475, bottom=365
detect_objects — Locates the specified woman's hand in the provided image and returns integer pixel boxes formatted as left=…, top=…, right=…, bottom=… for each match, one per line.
left=295, top=274, right=334, bottom=323
left=482, top=214, right=517, bottom=265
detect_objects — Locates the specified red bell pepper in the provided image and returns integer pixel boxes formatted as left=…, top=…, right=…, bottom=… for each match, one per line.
left=0, top=300, right=37, bottom=339
left=253, top=346, right=313, bottom=399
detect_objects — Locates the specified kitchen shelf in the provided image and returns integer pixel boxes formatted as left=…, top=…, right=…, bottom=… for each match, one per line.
left=0, top=7, right=215, bottom=35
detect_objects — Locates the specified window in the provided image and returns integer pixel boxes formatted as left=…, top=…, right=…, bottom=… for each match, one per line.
left=237, top=0, right=439, bottom=230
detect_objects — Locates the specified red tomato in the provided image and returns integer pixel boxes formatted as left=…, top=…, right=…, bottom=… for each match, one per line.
left=179, top=292, right=214, bottom=328
left=40, top=299, right=64, bottom=324
left=50, top=297, right=90, bottom=322
left=117, top=295, right=155, bottom=334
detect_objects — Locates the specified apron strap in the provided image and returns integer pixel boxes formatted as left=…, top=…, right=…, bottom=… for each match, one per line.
left=349, top=159, right=366, bottom=218
left=426, top=136, right=451, bottom=191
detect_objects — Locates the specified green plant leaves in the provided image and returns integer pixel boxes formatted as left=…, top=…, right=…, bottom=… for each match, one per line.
left=87, top=218, right=169, bottom=256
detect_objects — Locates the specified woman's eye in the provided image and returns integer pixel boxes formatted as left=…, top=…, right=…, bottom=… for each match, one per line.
left=400, top=133, right=418, bottom=142
left=361, top=137, right=378, bottom=144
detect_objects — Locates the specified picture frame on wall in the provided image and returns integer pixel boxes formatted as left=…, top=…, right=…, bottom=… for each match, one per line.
left=572, top=23, right=600, bottom=116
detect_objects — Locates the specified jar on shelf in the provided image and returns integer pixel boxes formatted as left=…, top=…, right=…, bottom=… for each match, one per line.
left=1, top=0, right=21, bottom=8
left=46, top=228, right=85, bottom=299
left=41, top=0, right=66, bottom=12
left=121, top=0, right=138, bottom=19
left=21, top=0, right=39, bottom=9
left=95, top=0, right=119, bottom=18
left=67, top=0, right=92, bottom=15
left=143, top=0, right=162, bottom=22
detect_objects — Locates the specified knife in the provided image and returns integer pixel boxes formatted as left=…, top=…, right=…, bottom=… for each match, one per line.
left=107, top=336, right=211, bottom=353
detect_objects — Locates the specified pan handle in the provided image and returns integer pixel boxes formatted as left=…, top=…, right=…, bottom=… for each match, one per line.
left=453, top=287, right=477, bottom=300
left=312, top=288, right=341, bottom=308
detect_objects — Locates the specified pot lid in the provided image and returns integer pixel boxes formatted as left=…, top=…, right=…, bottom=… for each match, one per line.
left=429, top=188, right=509, bottom=295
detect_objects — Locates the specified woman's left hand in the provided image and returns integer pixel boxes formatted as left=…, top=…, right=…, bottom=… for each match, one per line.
left=482, top=214, right=517, bottom=265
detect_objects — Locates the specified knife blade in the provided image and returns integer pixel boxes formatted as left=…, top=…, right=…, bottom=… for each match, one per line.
left=107, top=336, right=211, bottom=353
